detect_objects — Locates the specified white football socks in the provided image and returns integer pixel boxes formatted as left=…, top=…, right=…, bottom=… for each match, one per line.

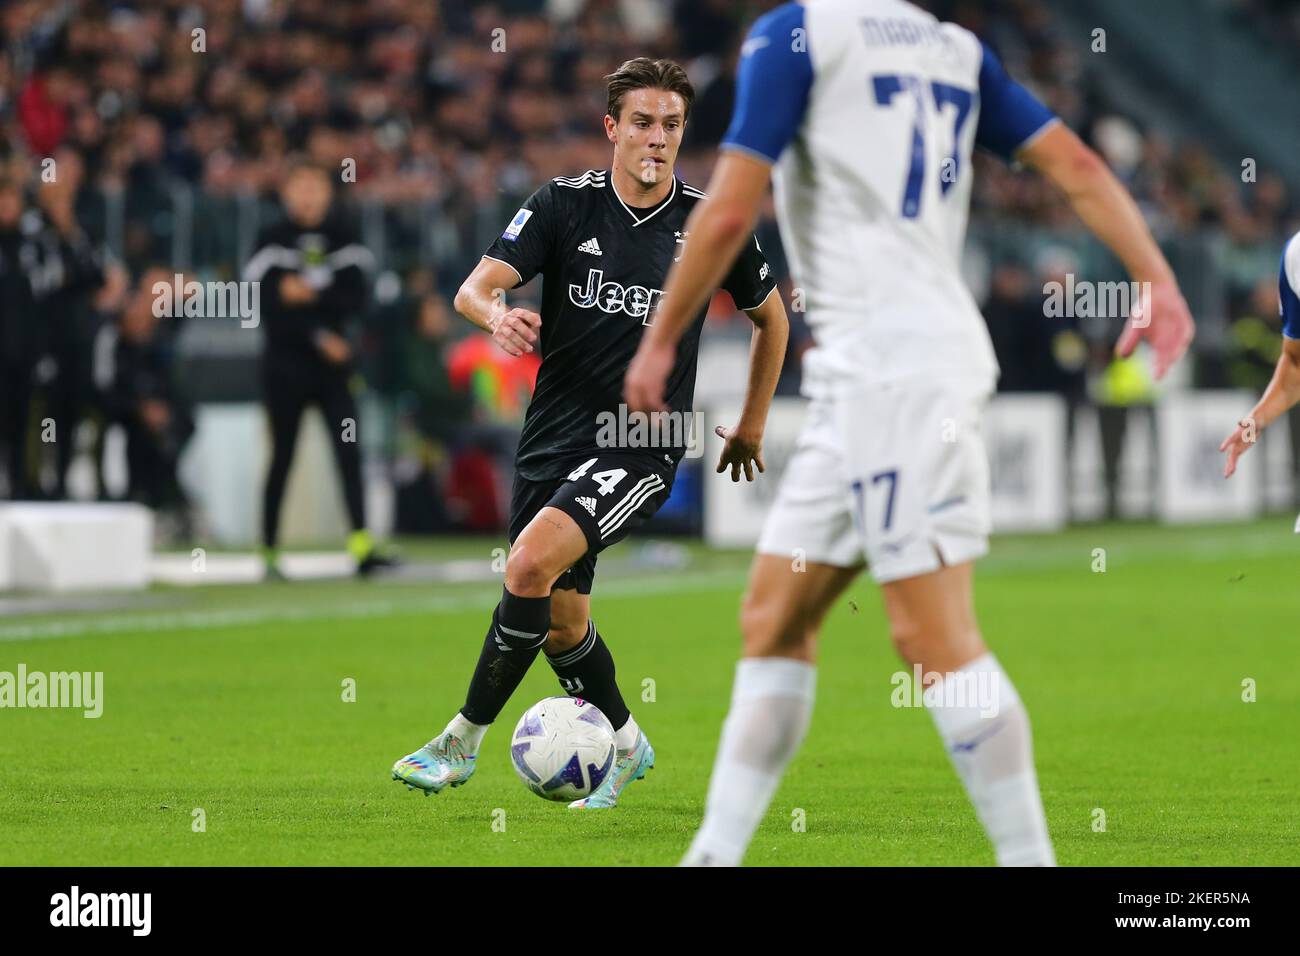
left=923, top=652, right=1055, bottom=866
left=446, top=712, right=488, bottom=754
left=682, top=657, right=816, bottom=867
left=614, top=713, right=641, bottom=754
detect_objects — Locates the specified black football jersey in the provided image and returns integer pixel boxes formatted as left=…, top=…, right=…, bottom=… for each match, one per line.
left=483, top=169, right=777, bottom=481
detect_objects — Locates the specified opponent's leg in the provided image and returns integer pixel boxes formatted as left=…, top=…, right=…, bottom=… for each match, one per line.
left=392, top=507, right=587, bottom=794
left=682, top=553, right=861, bottom=865
left=882, top=561, right=1055, bottom=866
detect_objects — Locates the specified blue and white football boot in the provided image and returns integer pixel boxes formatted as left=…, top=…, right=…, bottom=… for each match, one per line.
left=392, top=732, right=477, bottom=795
left=568, top=732, right=655, bottom=809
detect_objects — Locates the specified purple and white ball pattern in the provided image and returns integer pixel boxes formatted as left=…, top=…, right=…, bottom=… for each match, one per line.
left=510, top=697, right=617, bottom=801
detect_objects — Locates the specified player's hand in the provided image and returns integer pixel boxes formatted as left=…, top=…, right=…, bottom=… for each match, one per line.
left=139, top=398, right=171, bottom=432
left=280, top=273, right=317, bottom=306
left=1114, top=276, right=1194, bottom=380
left=624, top=340, right=674, bottom=413
left=490, top=307, right=540, bottom=356
left=315, top=330, right=352, bottom=364
left=714, top=424, right=765, bottom=482
left=1219, top=417, right=1258, bottom=478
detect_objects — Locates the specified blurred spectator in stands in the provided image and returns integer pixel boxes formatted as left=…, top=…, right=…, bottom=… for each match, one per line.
left=984, top=256, right=1089, bottom=483
left=122, top=115, right=176, bottom=274
left=404, top=288, right=474, bottom=445
left=1227, top=276, right=1287, bottom=391
left=446, top=314, right=540, bottom=424
left=985, top=261, right=1050, bottom=394
left=33, top=147, right=126, bottom=499
left=374, top=267, right=478, bottom=533
left=1229, top=0, right=1300, bottom=49
left=984, top=254, right=1089, bottom=396
left=0, top=177, right=38, bottom=498
left=99, top=266, right=196, bottom=530
left=1095, top=350, right=1157, bottom=522
left=439, top=297, right=543, bottom=532
left=17, top=60, right=73, bottom=157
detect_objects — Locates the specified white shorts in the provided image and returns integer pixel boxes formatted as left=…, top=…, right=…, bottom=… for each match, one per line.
left=757, top=377, right=993, bottom=584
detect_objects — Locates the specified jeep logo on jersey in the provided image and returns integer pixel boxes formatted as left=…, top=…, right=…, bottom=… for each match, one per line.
left=568, top=268, right=665, bottom=325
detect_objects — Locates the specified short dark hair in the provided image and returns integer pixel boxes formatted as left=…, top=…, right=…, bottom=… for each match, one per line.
left=284, top=156, right=333, bottom=185
left=605, top=58, right=694, bottom=122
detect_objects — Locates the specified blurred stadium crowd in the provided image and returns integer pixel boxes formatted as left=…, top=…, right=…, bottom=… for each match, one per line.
left=0, top=0, right=1296, bottom=536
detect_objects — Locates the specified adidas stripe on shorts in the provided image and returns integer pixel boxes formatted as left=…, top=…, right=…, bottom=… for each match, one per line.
left=508, top=451, right=675, bottom=594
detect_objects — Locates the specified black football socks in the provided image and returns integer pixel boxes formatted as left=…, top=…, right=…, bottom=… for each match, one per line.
left=460, top=587, right=550, bottom=725
left=544, top=622, right=632, bottom=734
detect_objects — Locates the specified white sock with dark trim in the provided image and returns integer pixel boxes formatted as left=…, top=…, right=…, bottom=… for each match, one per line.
left=923, top=652, right=1055, bottom=866
left=681, top=657, right=816, bottom=866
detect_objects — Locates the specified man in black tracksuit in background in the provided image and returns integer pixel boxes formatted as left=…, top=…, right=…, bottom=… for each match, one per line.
left=0, top=178, right=38, bottom=499
left=244, top=159, right=391, bottom=578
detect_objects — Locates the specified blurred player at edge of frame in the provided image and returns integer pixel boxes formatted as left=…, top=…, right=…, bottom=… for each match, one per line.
left=1220, top=230, right=1300, bottom=519
left=625, top=0, right=1195, bottom=866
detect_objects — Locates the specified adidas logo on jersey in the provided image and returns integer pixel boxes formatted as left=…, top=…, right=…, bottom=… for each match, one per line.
left=575, top=496, right=598, bottom=516
left=578, top=237, right=603, bottom=256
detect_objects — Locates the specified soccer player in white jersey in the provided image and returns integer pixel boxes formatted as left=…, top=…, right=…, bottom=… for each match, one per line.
left=625, top=0, right=1195, bottom=866
left=1220, top=231, right=1300, bottom=485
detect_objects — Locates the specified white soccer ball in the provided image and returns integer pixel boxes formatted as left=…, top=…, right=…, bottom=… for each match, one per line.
left=510, top=697, right=617, bottom=802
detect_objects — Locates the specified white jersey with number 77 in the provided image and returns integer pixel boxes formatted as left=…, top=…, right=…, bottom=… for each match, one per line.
left=721, top=0, right=1060, bottom=397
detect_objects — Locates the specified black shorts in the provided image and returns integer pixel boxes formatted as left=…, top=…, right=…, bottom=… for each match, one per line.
left=508, top=451, right=676, bottom=594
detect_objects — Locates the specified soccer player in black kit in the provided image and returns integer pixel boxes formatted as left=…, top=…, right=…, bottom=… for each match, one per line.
left=245, top=161, right=391, bottom=579
left=393, top=58, right=789, bottom=808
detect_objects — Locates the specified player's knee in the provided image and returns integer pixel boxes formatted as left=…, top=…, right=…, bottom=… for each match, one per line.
left=504, top=546, right=553, bottom=596
left=738, top=589, right=768, bottom=647
left=739, top=590, right=812, bottom=656
left=886, top=613, right=925, bottom=665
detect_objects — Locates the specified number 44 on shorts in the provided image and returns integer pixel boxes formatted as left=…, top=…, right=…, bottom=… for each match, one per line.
left=567, top=458, right=628, bottom=496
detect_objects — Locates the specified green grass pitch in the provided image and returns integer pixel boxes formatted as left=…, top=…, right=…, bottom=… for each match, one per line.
left=0, top=520, right=1296, bottom=866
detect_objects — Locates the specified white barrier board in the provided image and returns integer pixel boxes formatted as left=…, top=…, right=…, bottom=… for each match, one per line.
left=984, top=394, right=1069, bottom=532
left=1156, top=391, right=1260, bottom=524
left=0, top=503, right=152, bottom=592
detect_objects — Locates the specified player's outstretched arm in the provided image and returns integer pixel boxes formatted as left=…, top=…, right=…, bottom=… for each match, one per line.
left=1018, top=123, right=1194, bottom=379
left=716, top=289, right=789, bottom=482
left=625, top=152, right=772, bottom=412
left=1220, top=338, right=1300, bottom=478
left=453, top=256, right=541, bottom=356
